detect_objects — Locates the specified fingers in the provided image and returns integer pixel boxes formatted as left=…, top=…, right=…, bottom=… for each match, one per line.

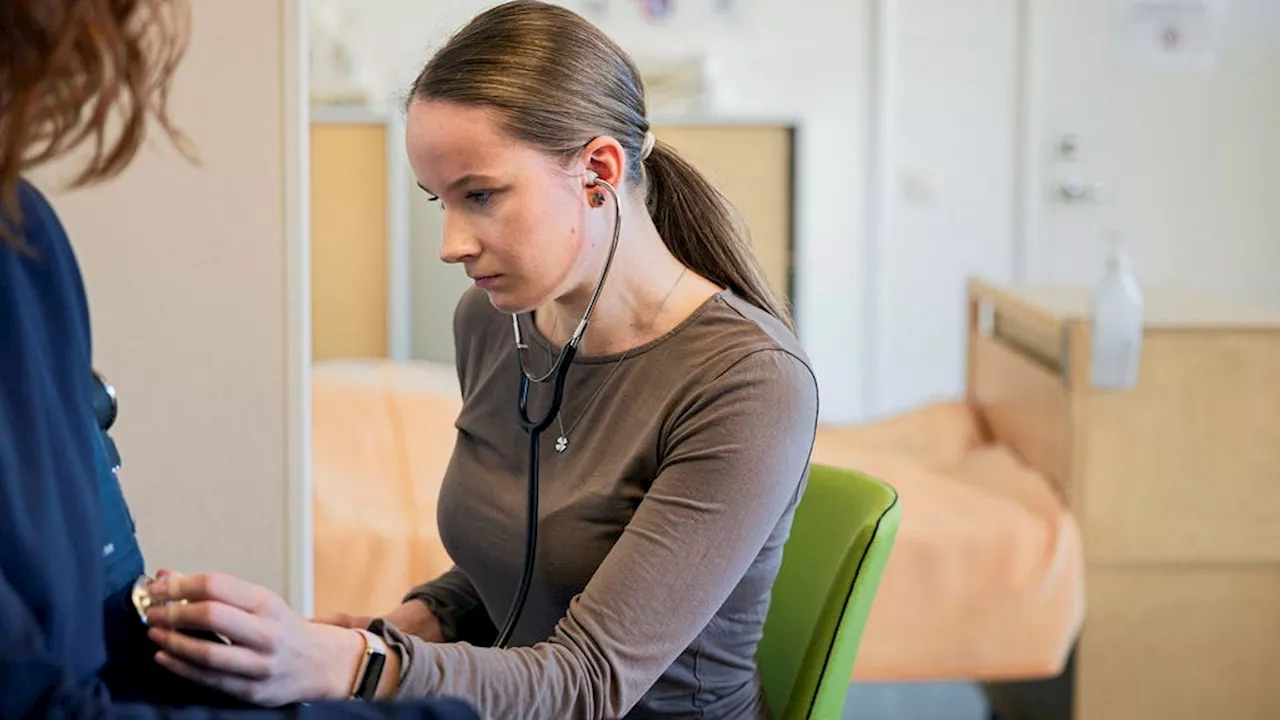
left=312, top=612, right=373, bottom=630
left=149, top=572, right=277, bottom=617
left=147, top=600, right=275, bottom=651
left=149, top=627, right=271, bottom=680
left=153, top=650, right=273, bottom=706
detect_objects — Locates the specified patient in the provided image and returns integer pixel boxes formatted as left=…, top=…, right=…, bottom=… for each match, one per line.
left=0, top=0, right=475, bottom=717
left=139, top=1, right=820, bottom=718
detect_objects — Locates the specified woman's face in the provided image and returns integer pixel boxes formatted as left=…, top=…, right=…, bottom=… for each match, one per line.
left=405, top=99, right=592, bottom=314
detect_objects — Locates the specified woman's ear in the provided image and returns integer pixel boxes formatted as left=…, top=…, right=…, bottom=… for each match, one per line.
left=581, top=136, right=627, bottom=193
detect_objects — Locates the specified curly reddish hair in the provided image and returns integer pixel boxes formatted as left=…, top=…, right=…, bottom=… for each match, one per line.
left=0, top=0, right=192, bottom=247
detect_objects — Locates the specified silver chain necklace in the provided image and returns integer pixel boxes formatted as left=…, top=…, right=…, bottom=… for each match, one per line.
left=544, top=266, right=688, bottom=454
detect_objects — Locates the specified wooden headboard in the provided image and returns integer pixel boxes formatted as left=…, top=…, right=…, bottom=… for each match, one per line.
left=965, top=279, right=1082, bottom=507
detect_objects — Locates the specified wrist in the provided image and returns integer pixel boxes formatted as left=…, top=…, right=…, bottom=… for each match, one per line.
left=313, top=625, right=367, bottom=699
left=325, top=626, right=402, bottom=701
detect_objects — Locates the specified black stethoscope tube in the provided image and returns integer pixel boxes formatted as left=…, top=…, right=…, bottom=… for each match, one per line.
left=493, top=173, right=621, bottom=649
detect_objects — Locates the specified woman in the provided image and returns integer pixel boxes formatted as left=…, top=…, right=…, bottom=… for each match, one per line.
left=0, top=0, right=476, bottom=717
left=145, top=1, right=820, bottom=717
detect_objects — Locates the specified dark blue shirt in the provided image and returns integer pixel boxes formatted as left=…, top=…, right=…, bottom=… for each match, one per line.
left=0, top=179, right=479, bottom=719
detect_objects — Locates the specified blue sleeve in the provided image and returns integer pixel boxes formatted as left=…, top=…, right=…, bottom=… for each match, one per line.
left=0, top=181, right=480, bottom=720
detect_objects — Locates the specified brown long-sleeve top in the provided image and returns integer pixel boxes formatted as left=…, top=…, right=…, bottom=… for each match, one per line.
left=372, top=286, right=819, bottom=719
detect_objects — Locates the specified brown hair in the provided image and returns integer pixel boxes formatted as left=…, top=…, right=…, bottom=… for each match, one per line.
left=408, top=0, right=793, bottom=329
left=0, top=0, right=192, bottom=247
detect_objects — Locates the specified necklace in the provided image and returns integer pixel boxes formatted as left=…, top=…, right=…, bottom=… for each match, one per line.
left=544, top=266, right=688, bottom=454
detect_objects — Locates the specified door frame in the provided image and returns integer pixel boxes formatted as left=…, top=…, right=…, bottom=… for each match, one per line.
left=283, top=0, right=314, bottom=617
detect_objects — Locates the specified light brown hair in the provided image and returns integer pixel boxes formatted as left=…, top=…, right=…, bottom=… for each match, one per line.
left=0, top=0, right=192, bottom=247
left=408, top=0, right=793, bottom=330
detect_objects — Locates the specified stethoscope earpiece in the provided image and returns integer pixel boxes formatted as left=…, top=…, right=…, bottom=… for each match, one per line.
left=585, top=169, right=600, bottom=186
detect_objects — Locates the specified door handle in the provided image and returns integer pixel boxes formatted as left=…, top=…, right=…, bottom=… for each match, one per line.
left=1057, top=178, right=1106, bottom=203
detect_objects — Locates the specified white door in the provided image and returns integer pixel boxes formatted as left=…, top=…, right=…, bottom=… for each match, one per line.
left=868, top=0, right=1280, bottom=421
left=1025, top=0, right=1280, bottom=309
left=869, top=0, right=1023, bottom=419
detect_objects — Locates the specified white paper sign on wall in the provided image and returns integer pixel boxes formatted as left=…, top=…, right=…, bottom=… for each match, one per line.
left=1115, top=0, right=1228, bottom=71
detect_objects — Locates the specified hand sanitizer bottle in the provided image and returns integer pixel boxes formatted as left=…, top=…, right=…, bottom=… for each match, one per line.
left=1090, top=234, right=1144, bottom=390
left=1085, top=233, right=1146, bottom=389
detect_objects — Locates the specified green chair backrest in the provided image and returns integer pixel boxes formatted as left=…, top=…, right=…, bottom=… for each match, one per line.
left=758, top=464, right=902, bottom=719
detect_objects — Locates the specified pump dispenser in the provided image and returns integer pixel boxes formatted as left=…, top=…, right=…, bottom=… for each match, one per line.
left=1090, top=233, right=1144, bottom=390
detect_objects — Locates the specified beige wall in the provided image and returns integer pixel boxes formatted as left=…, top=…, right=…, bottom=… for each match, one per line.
left=29, top=0, right=308, bottom=603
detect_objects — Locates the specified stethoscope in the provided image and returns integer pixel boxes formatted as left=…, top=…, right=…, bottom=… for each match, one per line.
left=494, top=169, right=623, bottom=649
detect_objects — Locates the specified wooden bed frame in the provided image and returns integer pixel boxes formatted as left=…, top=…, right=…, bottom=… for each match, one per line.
left=965, top=278, right=1280, bottom=720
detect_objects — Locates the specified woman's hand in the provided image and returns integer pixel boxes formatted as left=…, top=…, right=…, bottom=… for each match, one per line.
left=382, top=600, right=446, bottom=643
left=312, top=611, right=375, bottom=630
left=143, top=572, right=375, bottom=706
left=315, top=600, right=445, bottom=644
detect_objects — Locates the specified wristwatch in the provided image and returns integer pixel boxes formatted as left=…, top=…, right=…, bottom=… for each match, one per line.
left=350, top=629, right=388, bottom=700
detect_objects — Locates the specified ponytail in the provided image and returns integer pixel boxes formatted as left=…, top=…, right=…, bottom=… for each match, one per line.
left=642, top=139, right=794, bottom=331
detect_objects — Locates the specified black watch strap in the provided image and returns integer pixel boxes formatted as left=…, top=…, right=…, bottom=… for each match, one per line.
left=351, top=629, right=388, bottom=700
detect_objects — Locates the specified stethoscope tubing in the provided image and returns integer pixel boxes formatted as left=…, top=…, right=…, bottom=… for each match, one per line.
left=494, top=173, right=622, bottom=649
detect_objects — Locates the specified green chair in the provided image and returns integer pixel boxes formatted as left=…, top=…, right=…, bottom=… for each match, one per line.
left=758, top=464, right=902, bottom=719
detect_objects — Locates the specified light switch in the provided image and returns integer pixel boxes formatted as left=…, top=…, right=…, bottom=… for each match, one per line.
left=900, top=170, right=936, bottom=204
